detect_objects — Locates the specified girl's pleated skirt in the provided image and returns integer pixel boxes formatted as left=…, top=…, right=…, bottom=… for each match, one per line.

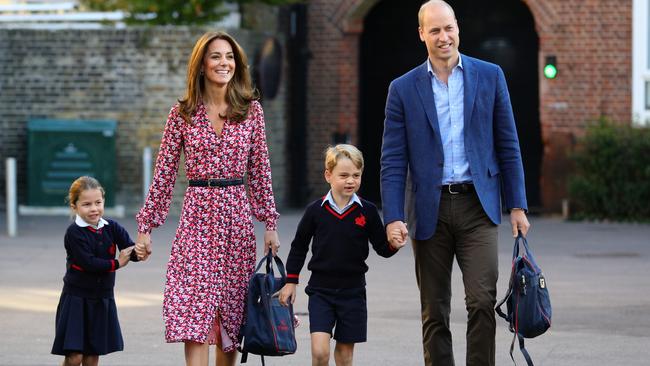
left=51, top=292, right=124, bottom=356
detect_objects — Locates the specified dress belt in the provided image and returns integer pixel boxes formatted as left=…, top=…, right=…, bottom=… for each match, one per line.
left=188, top=178, right=244, bottom=187
left=441, top=182, right=474, bottom=195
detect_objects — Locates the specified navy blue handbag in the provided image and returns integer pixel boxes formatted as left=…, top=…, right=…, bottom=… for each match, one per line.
left=496, top=233, right=552, bottom=366
left=239, top=252, right=297, bottom=365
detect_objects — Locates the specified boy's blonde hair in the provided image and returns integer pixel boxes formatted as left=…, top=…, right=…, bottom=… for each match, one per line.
left=324, top=144, right=364, bottom=172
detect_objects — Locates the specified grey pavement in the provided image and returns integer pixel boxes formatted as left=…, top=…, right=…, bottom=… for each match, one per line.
left=1, top=211, right=649, bottom=365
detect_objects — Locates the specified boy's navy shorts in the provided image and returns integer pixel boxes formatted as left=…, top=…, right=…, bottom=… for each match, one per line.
left=305, top=285, right=367, bottom=343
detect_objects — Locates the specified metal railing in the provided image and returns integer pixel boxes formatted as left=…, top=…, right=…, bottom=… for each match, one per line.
left=0, top=1, right=125, bottom=29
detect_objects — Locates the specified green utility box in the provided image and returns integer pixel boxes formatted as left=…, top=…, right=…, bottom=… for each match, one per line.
left=27, top=119, right=117, bottom=207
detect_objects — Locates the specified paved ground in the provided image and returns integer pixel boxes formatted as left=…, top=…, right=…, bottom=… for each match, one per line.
left=1, top=211, right=649, bottom=365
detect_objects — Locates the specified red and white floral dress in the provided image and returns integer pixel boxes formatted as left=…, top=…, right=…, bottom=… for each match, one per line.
left=136, top=100, right=279, bottom=352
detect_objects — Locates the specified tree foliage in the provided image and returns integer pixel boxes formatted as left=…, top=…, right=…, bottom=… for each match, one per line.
left=81, top=0, right=298, bottom=25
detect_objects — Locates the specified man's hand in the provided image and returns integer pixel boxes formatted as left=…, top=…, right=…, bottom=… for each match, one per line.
left=388, top=227, right=407, bottom=250
left=386, top=221, right=408, bottom=248
left=510, top=209, right=530, bottom=237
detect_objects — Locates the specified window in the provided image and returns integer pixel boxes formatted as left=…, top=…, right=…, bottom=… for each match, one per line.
left=633, top=0, right=650, bottom=124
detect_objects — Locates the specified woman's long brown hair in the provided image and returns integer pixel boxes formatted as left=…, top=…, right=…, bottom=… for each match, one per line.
left=178, top=31, right=258, bottom=124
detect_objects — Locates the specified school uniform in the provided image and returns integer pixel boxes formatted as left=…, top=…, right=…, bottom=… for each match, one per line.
left=51, top=216, right=138, bottom=356
left=285, top=192, right=398, bottom=342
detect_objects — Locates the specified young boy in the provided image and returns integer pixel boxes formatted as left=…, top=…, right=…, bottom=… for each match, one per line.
left=278, top=144, right=405, bottom=366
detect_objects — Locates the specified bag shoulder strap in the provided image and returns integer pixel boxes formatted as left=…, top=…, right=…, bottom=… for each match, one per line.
left=496, top=253, right=518, bottom=322
left=239, top=352, right=265, bottom=366
left=509, top=332, right=534, bottom=366
left=495, top=284, right=513, bottom=321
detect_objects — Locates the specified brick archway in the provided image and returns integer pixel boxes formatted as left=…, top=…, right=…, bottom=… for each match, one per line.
left=306, top=0, right=547, bottom=204
left=306, top=0, right=632, bottom=212
left=307, top=0, right=549, bottom=205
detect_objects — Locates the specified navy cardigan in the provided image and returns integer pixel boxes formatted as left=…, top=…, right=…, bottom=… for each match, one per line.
left=62, top=219, right=138, bottom=298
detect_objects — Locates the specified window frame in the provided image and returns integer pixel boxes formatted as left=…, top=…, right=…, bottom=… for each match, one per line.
left=633, top=0, right=650, bottom=125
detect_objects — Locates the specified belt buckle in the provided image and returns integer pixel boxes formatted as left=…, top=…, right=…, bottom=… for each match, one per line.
left=448, top=184, right=460, bottom=195
left=208, top=178, right=218, bottom=187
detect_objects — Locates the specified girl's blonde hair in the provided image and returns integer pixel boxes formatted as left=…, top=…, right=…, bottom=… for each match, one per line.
left=178, top=31, right=258, bottom=124
left=324, top=144, right=364, bottom=172
left=68, top=176, right=105, bottom=207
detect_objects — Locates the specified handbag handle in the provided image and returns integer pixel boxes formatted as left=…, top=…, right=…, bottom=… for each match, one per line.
left=512, top=231, right=541, bottom=273
left=253, top=251, right=287, bottom=281
left=512, top=231, right=533, bottom=260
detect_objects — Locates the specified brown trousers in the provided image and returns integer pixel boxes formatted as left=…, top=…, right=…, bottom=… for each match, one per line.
left=412, top=190, right=498, bottom=366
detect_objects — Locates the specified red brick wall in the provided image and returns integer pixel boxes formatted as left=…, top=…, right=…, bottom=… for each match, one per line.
left=305, top=1, right=369, bottom=197
left=525, top=0, right=632, bottom=211
left=0, top=28, right=288, bottom=212
left=306, top=0, right=633, bottom=212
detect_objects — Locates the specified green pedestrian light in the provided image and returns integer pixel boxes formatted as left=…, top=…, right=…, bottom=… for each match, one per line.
left=544, top=56, right=557, bottom=79
left=544, top=64, right=557, bottom=79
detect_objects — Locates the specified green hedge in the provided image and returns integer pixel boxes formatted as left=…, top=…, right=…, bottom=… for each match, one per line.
left=568, top=120, right=650, bottom=221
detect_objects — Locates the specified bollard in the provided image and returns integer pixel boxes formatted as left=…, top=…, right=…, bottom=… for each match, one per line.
left=6, top=158, right=17, bottom=237
left=143, top=146, right=152, bottom=201
left=562, top=198, right=570, bottom=220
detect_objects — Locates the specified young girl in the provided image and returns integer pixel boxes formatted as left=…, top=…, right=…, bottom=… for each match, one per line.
left=51, top=176, right=138, bottom=366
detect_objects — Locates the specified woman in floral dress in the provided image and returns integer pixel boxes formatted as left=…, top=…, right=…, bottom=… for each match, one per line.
left=134, top=31, right=280, bottom=366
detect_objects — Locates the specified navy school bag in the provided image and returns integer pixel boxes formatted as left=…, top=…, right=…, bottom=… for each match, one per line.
left=239, top=252, right=297, bottom=365
left=496, top=233, right=552, bottom=366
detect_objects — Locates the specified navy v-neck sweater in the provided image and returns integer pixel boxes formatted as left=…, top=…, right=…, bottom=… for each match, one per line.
left=285, top=197, right=397, bottom=289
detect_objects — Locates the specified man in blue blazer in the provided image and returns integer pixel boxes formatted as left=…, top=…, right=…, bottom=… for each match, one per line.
left=380, top=1, right=530, bottom=365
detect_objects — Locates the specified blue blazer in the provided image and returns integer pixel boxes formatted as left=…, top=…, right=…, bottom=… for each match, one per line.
left=380, top=55, right=528, bottom=240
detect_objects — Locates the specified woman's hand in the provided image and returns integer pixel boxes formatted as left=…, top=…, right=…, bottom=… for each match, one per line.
left=135, top=232, right=152, bottom=261
left=264, top=230, right=280, bottom=257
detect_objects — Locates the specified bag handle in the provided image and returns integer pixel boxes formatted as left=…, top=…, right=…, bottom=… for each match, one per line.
left=265, top=251, right=287, bottom=280
left=497, top=232, right=531, bottom=323
left=253, top=251, right=287, bottom=279
left=512, top=231, right=532, bottom=259
left=513, top=231, right=542, bottom=273
left=512, top=230, right=535, bottom=262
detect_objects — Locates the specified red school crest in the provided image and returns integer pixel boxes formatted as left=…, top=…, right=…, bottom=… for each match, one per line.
left=108, top=243, right=116, bottom=256
left=278, top=319, right=289, bottom=332
left=354, top=214, right=366, bottom=227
